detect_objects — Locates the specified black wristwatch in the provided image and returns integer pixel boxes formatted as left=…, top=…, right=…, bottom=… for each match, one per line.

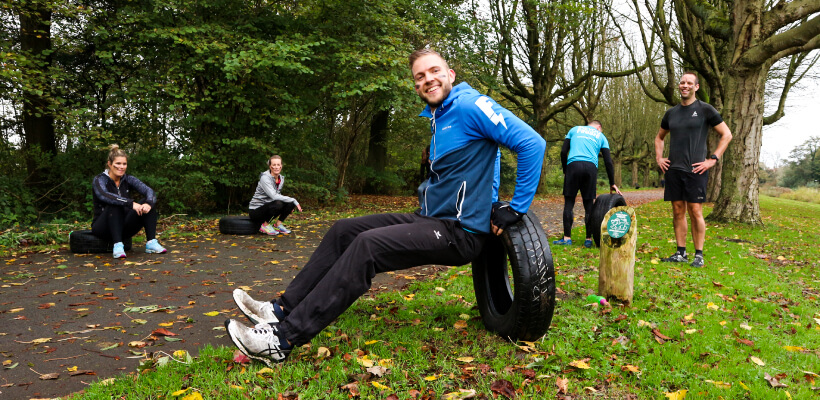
left=710, top=154, right=719, bottom=161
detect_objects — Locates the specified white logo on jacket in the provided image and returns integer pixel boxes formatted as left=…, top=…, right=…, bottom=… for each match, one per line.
left=475, top=97, right=507, bottom=129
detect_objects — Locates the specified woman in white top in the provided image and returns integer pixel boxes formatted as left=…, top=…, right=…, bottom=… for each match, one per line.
left=248, top=155, right=302, bottom=235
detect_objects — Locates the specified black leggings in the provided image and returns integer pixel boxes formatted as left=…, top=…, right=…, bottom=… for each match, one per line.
left=249, top=200, right=295, bottom=225
left=92, top=204, right=157, bottom=243
left=562, top=196, right=594, bottom=239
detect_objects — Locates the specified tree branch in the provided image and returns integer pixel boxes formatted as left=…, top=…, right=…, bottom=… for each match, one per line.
left=740, top=15, right=820, bottom=69
left=762, top=0, right=820, bottom=38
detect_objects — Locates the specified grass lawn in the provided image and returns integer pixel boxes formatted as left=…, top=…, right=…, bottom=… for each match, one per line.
left=73, top=196, right=819, bottom=399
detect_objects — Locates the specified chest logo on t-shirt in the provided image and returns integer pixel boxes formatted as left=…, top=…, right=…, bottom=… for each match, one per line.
left=692, top=111, right=698, bottom=117
left=475, top=97, right=508, bottom=129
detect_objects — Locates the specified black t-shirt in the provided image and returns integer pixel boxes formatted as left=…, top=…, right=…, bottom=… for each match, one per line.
left=661, top=100, right=723, bottom=172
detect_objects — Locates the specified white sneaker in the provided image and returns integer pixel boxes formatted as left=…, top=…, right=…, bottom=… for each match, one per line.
left=224, top=319, right=291, bottom=366
left=233, top=289, right=278, bottom=325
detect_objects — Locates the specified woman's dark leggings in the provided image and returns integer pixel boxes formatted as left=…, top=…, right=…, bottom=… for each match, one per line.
left=249, top=200, right=296, bottom=225
left=92, top=204, right=157, bottom=243
left=562, top=196, right=594, bottom=239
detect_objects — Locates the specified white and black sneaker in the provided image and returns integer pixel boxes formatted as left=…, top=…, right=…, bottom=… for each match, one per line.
left=233, top=289, right=279, bottom=325
left=690, top=254, right=705, bottom=268
left=225, top=319, right=292, bottom=366
left=662, top=251, right=688, bottom=263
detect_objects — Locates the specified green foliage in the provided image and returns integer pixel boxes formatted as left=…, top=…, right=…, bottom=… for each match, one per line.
left=778, top=137, right=820, bottom=188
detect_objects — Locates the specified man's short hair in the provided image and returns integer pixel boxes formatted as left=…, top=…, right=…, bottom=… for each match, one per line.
left=408, top=48, right=448, bottom=70
left=589, top=120, right=603, bottom=129
left=681, top=71, right=699, bottom=84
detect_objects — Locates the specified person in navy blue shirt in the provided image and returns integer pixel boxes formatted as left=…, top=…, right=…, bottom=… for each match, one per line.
left=553, top=121, right=620, bottom=248
left=224, top=49, right=546, bottom=366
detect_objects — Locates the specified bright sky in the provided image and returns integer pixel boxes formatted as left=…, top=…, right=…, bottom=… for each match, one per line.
left=761, top=81, right=819, bottom=168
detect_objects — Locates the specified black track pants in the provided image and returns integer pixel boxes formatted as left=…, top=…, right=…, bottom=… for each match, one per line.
left=278, top=212, right=486, bottom=346
left=249, top=200, right=296, bottom=225
left=562, top=196, right=594, bottom=239
left=91, top=204, right=157, bottom=243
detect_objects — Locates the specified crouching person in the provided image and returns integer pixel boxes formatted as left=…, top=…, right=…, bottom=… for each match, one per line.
left=91, top=144, right=166, bottom=258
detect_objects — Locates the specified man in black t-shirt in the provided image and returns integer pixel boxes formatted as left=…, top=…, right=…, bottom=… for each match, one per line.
left=655, top=71, right=733, bottom=268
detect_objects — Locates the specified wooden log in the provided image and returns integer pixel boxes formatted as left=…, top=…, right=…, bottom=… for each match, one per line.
left=598, top=206, right=637, bottom=305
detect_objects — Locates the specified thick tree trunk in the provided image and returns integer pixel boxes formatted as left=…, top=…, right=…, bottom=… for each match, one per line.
left=21, top=5, right=55, bottom=184
left=631, top=161, right=639, bottom=188
left=363, top=110, right=389, bottom=194
left=709, top=71, right=764, bottom=225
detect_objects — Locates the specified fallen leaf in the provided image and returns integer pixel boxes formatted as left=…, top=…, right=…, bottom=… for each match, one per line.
left=367, top=365, right=387, bottom=377
left=783, top=346, right=804, bottom=352
left=490, top=379, right=516, bottom=398
left=705, top=380, right=732, bottom=389
left=341, top=382, right=359, bottom=397
left=706, top=302, right=719, bottom=310
left=68, top=369, right=94, bottom=376
left=456, top=356, right=474, bottom=363
left=316, top=347, right=331, bottom=358
left=151, top=328, right=177, bottom=336
left=159, top=322, right=174, bottom=327
left=256, top=367, right=276, bottom=378
left=622, top=364, right=640, bottom=374
left=750, top=356, right=765, bottom=366
left=652, top=329, right=671, bottom=340
left=371, top=381, right=390, bottom=390
left=453, top=320, right=468, bottom=330
left=442, top=389, right=477, bottom=399
left=39, top=372, right=59, bottom=380
left=232, top=350, right=250, bottom=364
left=664, top=389, right=687, bottom=399
left=128, top=341, right=147, bottom=348
left=172, top=388, right=190, bottom=396
left=556, top=376, right=569, bottom=394
left=203, top=311, right=219, bottom=317
left=181, top=392, right=203, bottom=400
left=765, top=373, right=788, bottom=388
left=736, top=338, right=754, bottom=347
left=569, top=359, right=591, bottom=369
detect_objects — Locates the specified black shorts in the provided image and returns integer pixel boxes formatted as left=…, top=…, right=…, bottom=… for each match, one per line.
left=664, top=169, right=708, bottom=203
left=563, top=161, right=598, bottom=200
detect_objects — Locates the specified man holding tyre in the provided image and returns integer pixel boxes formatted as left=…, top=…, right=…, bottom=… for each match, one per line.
left=655, top=71, right=732, bottom=268
left=223, top=48, right=547, bottom=366
left=554, top=120, right=621, bottom=248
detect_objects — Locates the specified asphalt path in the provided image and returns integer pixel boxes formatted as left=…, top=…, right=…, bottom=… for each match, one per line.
left=0, top=190, right=662, bottom=399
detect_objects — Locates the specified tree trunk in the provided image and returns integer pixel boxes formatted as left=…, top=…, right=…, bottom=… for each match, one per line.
left=363, top=110, right=390, bottom=194
left=613, top=159, right=622, bottom=187
left=631, top=161, right=639, bottom=188
left=20, top=4, right=55, bottom=184
left=709, top=71, right=765, bottom=225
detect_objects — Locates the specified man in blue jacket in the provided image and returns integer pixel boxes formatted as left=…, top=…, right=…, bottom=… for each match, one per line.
left=224, top=49, right=546, bottom=366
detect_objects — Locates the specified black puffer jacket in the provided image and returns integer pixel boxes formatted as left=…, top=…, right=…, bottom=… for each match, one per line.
left=91, top=170, right=156, bottom=223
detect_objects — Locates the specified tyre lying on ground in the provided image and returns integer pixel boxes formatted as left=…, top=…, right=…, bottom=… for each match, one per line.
left=590, top=194, right=627, bottom=247
left=472, top=207, right=555, bottom=341
left=69, top=230, right=132, bottom=254
left=219, top=216, right=261, bottom=235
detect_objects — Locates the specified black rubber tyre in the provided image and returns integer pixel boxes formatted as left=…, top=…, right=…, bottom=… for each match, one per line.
left=590, top=194, right=627, bottom=247
left=219, top=216, right=261, bottom=235
left=69, top=230, right=133, bottom=254
left=472, top=209, right=555, bottom=341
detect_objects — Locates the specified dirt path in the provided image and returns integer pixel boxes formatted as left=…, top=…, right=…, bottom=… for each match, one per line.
left=0, top=190, right=662, bottom=399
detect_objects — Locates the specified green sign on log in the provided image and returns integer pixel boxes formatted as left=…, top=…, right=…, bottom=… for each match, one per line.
left=607, top=210, right=631, bottom=239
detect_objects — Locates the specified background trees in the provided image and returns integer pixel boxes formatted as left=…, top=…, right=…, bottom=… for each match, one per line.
left=1, top=0, right=818, bottom=227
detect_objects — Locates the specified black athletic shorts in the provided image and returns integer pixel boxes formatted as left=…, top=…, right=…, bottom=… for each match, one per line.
left=664, top=168, right=708, bottom=203
left=563, top=161, right=598, bottom=200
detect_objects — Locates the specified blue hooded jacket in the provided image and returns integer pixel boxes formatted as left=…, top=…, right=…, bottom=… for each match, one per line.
left=418, top=82, right=546, bottom=234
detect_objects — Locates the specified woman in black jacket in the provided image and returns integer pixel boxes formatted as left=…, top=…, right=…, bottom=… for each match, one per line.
left=91, top=144, right=166, bottom=258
